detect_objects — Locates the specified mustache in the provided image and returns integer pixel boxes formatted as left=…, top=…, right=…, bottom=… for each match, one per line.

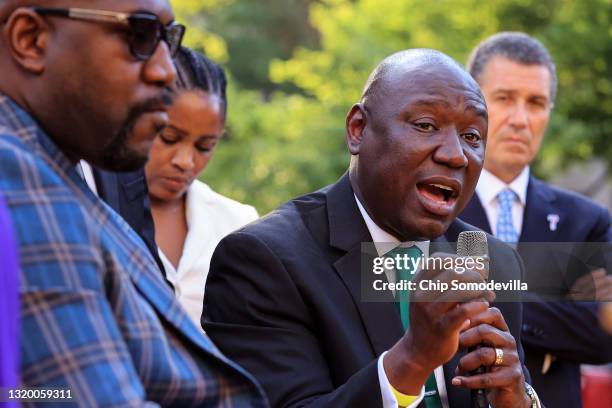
left=132, top=87, right=175, bottom=119
left=119, top=87, right=175, bottom=136
left=96, top=87, right=175, bottom=172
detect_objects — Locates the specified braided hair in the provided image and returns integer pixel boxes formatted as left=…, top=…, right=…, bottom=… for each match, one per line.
left=174, top=47, right=228, bottom=120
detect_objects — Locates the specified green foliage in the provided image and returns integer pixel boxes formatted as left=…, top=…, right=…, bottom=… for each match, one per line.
left=539, top=0, right=612, bottom=170
left=205, top=0, right=319, bottom=92
left=200, top=80, right=349, bottom=212
left=172, top=0, right=231, bottom=62
left=171, top=0, right=612, bottom=214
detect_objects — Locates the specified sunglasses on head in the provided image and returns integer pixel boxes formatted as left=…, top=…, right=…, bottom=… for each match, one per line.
left=32, top=7, right=186, bottom=61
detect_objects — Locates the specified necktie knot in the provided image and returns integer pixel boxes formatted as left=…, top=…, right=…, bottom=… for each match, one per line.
left=498, top=188, right=517, bottom=209
left=385, top=245, right=422, bottom=260
left=385, top=245, right=422, bottom=279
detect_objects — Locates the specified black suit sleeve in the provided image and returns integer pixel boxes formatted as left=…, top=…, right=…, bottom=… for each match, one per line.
left=521, top=295, right=612, bottom=364
left=591, top=205, right=611, bottom=242
left=203, top=231, right=383, bottom=408
left=514, top=251, right=532, bottom=385
left=521, top=206, right=612, bottom=364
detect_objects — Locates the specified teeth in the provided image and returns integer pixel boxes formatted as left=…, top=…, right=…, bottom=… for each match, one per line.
left=430, top=183, right=454, bottom=192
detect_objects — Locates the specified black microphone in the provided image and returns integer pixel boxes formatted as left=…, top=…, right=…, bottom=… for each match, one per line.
left=457, top=230, right=489, bottom=408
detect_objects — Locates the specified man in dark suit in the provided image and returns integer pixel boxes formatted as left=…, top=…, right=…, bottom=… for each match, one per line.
left=204, top=49, right=540, bottom=407
left=459, top=32, right=612, bottom=408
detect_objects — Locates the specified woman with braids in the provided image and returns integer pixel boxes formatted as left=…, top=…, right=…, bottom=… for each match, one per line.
left=145, top=47, right=258, bottom=327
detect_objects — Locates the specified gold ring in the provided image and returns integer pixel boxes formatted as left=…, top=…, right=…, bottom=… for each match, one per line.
left=494, top=347, right=504, bottom=366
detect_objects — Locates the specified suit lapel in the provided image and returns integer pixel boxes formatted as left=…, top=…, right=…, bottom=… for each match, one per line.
left=77, top=168, right=224, bottom=360
left=127, top=259, right=227, bottom=358
left=327, top=174, right=405, bottom=355
left=460, top=194, right=492, bottom=234
left=433, top=222, right=461, bottom=254
left=519, top=177, right=558, bottom=242
left=333, top=247, right=404, bottom=355
left=93, top=168, right=121, bottom=212
left=123, top=242, right=265, bottom=393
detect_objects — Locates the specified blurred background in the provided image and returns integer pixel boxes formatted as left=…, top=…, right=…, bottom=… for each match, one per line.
left=170, top=0, right=611, bottom=214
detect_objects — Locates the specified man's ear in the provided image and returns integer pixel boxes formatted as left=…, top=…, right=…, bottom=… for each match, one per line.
left=3, top=8, right=49, bottom=74
left=346, top=103, right=367, bottom=155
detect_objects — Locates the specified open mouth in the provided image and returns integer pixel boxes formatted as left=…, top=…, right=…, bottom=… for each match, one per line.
left=415, top=179, right=461, bottom=217
left=417, top=183, right=457, bottom=203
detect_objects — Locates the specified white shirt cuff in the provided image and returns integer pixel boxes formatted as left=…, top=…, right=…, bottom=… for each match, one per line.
left=378, top=351, right=425, bottom=408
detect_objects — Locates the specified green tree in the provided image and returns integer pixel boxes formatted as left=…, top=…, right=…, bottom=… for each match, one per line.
left=206, top=0, right=318, bottom=93
left=172, top=0, right=611, bottom=214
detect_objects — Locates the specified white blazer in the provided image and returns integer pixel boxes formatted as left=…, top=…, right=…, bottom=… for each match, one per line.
left=159, top=179, right=258, bottom=328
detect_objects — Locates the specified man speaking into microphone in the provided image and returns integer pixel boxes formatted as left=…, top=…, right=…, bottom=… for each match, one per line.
left=203, top=49, right=539, bottom=407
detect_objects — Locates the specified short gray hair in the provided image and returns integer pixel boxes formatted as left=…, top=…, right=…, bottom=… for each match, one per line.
left=466, top=32, right=557, bottom=102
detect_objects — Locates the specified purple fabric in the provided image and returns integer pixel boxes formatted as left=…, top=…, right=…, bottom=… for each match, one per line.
left=0, top=193, right=19, bottom=407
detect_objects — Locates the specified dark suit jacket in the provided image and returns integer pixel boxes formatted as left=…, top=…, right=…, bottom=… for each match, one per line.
left=203, top=173, right=530, bottom=407
left=94, top=168, right=166, bottom=275
left=460, top=175, right=612, bottom=408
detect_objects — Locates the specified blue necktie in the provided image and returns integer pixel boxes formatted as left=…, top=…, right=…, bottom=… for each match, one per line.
left=497, top=188, right=519, bottom=243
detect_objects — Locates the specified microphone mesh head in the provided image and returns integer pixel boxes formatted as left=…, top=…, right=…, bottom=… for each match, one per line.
left=457, top=230, right=488, bottom=257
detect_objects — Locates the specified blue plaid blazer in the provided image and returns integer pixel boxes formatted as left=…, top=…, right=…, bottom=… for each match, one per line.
left=0, top=94, right=268, bottom=408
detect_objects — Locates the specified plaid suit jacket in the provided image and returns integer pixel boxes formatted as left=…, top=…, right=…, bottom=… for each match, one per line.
left=0, top=94, right=268, bottom=408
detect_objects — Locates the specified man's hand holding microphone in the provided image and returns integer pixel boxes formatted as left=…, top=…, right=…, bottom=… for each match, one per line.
left=383, top=234, right=532, bottom=407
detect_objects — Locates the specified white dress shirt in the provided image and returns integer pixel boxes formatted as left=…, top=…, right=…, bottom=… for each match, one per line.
left=78, top=160, right=98, bottom=196
left=159, top=179, right=258, bottom=328
left=475, top=167, right=530, bottom=236
left=355, top=196, right=450, bottom=408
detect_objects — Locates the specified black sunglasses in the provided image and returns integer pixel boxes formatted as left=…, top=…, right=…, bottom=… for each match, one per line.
left=32, top=7, right=186, bottom=61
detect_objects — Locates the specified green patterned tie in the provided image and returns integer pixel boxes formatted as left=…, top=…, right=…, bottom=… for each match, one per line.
left=386, top=246, right=443, bottom=408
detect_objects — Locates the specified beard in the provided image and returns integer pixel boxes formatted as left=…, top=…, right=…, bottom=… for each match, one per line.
left=97, top=88, right=174, bottom=172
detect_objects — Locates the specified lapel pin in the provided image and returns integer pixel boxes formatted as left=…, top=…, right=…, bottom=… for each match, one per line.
left=547, top=214, right=560, bottom=231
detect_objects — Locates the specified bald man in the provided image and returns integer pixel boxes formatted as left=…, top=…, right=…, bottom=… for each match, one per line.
left=204, top=50, right=539, bottom=407
left=0, top=0, right=265, bottom=405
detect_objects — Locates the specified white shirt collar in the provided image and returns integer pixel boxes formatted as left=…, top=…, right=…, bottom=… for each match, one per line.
left=78, top=160, right=98, bottom=197
left=354, top=194, right=429, bottom=257
left=476, top=166, right=530, bottom=206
